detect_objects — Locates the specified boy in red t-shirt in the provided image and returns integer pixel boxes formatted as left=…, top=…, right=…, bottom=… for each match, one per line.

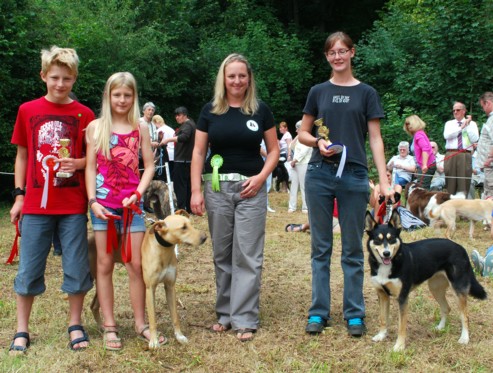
left=9, top=46, right=95, bottom=355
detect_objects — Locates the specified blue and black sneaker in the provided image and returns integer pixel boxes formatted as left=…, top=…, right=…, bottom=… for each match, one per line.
left=347, top=318, right=367, bottom=337
left=305, top=316, right=328, bottom=334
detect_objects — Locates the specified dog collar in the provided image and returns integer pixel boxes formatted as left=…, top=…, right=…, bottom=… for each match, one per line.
left=154, top=231, right=173, bottom=247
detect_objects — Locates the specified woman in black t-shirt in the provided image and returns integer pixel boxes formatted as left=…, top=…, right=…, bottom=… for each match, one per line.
left=190, top=54, right=279, bottom=342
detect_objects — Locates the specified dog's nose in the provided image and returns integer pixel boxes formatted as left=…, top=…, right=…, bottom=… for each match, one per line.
left=383, top=250, right=391, bottom=258
left=200, top=233, right=207, bottom=244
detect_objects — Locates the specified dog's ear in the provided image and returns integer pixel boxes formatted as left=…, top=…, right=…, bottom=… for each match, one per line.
left=364, top=211, right=377, bottom=233
left=174, top=209, right=190, bottom=218
left=388, top=210, right=402, bottom=230
left=151, top=221, right=167, bottom=233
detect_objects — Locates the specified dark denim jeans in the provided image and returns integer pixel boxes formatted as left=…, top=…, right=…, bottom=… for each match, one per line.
left=305, top=161, right=369, bottom=322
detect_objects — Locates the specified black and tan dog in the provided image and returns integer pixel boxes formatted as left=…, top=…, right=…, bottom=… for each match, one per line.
left=365, top=210, right=486, bottom=351
left=88, top=209, right=206, bottom=348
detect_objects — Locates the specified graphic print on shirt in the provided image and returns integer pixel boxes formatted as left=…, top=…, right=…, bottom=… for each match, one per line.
left=31, top=114, right=80, bottom=189
left=96, top=130, right=140, bottom=203
left=246, top=120, right=259, bottom=132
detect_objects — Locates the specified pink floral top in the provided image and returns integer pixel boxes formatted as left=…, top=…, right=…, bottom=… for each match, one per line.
left=96, top=129, right=140, bottom=208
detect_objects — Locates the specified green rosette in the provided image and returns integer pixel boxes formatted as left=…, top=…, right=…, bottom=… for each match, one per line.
left=210, top=154, right=224, bottom=192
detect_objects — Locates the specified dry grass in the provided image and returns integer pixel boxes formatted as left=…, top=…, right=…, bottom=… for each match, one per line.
left=1, top=193, right=493, bottom=372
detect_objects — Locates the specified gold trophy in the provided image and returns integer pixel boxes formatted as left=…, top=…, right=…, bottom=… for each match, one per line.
left=314, top=118, right=343, bottom=153
left=56, top=138, right=73, bottom=178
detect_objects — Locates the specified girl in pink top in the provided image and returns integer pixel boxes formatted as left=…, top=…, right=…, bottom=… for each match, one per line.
left=85, top=72, right=162, bottom=350
left=403, top=114, right=436, bottom=190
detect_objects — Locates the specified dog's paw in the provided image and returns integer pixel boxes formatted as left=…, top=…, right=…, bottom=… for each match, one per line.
left=458, top=332, right=469, bottom=345
left=148, top=340, right=161, bottom=349
left=372, top=331, right=387, bottom=342
left=435, top=319, right=446, bottom=331
left=392, top=341, right=405, bottom=352
left=175, top=333, right=188, bottom=344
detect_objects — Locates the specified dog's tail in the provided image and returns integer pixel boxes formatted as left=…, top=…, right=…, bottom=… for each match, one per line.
left=428, top=204, right=441, bottom=219
left=469, top=274, right=487, bottom=300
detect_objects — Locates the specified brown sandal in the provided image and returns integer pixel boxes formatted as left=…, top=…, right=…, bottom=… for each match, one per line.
left=102, top=325, right=122, bottom=351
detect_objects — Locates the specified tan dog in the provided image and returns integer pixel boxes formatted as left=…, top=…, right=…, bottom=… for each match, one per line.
left=429, top=198, right=493, bottom=239
left=88, top=210, right=207, bottom=348
left=142, top=212, right=206, bottom=348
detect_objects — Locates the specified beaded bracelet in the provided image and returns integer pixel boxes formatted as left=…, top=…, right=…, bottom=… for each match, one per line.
left=88, top=198, right=97, bottom=208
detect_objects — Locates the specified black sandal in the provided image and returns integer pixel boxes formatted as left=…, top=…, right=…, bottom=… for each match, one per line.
left=68, top=324, right=89, bottom=351
left=236, top=328, right=256, bottom=342
left=285, top=223, right=304, bottom=232
left=9, top=332, right=30, bottom=355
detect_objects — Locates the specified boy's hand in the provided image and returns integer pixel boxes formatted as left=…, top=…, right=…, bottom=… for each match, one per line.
left=55, top=157, right=78, bottom=174
left=10, top=199, right=24, bottom=224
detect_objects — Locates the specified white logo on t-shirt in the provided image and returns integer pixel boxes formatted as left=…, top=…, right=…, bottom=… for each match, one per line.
left=246, top=120, right=259, bottom=131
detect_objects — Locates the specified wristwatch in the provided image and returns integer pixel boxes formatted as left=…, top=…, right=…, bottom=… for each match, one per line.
left=12, top=187, right=26, bottom=199
left=315, top=137, right=324, bottom=147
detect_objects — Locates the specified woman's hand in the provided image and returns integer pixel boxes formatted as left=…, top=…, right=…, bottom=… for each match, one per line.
left=241, top=175, right=264, bottom=199
left=190, top=192, right=206, bottom=216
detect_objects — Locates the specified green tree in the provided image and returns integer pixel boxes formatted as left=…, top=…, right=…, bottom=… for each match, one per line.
left=356, top=0, right=493, bottom=157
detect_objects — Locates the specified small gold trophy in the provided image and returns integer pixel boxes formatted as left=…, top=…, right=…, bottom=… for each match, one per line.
left=56, top=138, right=73, bottom=178
left=314, top=118, right=343, bottom=153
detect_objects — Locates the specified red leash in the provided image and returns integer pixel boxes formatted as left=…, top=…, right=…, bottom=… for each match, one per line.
left=119, top=191, right=142, bottom=263
left=6, top=221, right=21, bottom=265
left=415, top=145, right=474, bottom=185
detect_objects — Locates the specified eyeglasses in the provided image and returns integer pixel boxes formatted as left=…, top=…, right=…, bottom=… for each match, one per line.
left=452, top=109, right=463, bottom=112
left=327, top=49, right=351, bottom=58
left=405, top=122, right=410, bottom=126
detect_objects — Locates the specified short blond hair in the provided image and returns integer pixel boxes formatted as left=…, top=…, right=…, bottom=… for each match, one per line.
left=41, top=46, right=79, bottom=76
left=403, top=115, right=426, bottom=136
left=152, top=114, right=165, bottom=125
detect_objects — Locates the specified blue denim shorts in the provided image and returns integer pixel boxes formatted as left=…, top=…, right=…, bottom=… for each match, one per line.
left=90, top=203, right=146, bottom=233
left=14, top=214, right=93, bottom=296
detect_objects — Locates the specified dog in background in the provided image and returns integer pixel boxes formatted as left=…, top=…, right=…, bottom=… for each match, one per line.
left=143, top=180, right=177, bottom=220
left=428, top=198, right=493, bottom=239
left=405, top=182, right=464, bottom=224
left=365, top=210, right=486, bottom=351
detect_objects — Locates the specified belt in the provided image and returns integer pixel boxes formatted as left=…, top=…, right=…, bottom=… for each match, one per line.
left=446, top=149, right=471, bottom=153
left=202, top=173, right=249, bottom=182
left=174, top=160, right=191, bottom=163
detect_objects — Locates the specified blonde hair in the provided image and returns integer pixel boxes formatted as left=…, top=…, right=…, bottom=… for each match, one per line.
left=41, top=46, right=79, bottom=76
left=93, top=72, right=140, bottom=159
left=279, top=121, right=288, bottom=129
left=403, top=114, right=426, bottom=136
left=211, top=53, right=258, bottom=115
left=152, top=114, right=165, bottom=125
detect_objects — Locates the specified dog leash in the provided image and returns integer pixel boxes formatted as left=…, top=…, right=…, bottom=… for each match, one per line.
left=5, top=221, right=21, bottom=265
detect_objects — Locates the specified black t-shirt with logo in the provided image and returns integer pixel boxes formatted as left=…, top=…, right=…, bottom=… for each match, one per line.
left=197, top=101, right=275, bottom=176
left=303, top=81, right=384, bottom=168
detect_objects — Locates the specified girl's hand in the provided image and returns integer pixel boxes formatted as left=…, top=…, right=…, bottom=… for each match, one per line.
left=241, top=175, right=264, bottom=199
left=122, top=193, right=139, bottom=208
left=91, top=202, right=111, bottom=220
left=422, top=166, right=428, bottom=174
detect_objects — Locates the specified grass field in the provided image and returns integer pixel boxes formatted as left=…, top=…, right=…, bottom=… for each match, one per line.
left=1, top=193, right=492, bottom=372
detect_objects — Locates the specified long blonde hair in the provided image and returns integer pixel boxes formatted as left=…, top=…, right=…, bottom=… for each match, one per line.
left=211, top=53, right=258, bottom=115
left=93, top=72, right=140, bottom=158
